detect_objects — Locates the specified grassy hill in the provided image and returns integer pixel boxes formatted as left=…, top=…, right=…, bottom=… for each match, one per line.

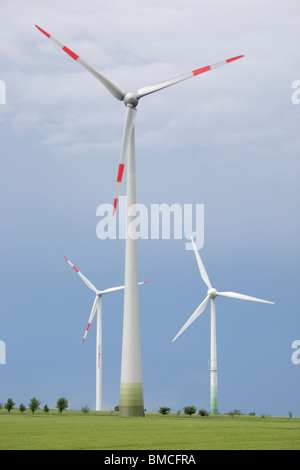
left=0, top=409, right=299, bottom=450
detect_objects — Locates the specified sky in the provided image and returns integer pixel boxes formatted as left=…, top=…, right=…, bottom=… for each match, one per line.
left=0, top=0, right=299, bottom=417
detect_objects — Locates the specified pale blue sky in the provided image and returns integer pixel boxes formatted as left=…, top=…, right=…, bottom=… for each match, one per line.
left=0, top=0, right=299, bottom=416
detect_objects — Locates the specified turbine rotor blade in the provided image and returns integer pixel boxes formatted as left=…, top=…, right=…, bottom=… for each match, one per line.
left=63, top=256, right=98, bottom=293
left=100, top=285, right=125, bottom=295
left=137, top=55, right=244, bottom=99
left=113, top=106, right=137, bottom=215
left=172, top=295, right=210, bottom=342
left=190, top=237, right=212, bottom=289
left=217, top=291, right=274, bottom=304
left=81, top=296, right=98, bottom=346
left=101, top=280, right=150, bottom=295
left=35, top=25, right=125, bottom=101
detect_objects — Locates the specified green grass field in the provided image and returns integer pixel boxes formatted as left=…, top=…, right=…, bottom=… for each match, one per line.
left=0, top=410, right=299, bottom=450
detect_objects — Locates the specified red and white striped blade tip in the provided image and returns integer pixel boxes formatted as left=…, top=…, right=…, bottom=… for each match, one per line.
left=193, top=55, right=244, bottom=76
left=81, top=333, right=87, bottom=346
left=63, top=255, right=79, bottom=273
left=227, top=55, right=244, bottom=62
left=35, top=25, right=50, bottom=37
left=113, top=162, right=126, bottom=216
left=113, top=199, right=118, bottom=216
left=81, top=323, right=91, bottom=346
left=35, top=25, right=79, bottom=61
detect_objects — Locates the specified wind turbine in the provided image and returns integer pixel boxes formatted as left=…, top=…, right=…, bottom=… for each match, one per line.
left=63, top=255, right=149, bottom=412
left=36, top=24, right=244, bottom=416
left=172, top=238, right=274, bottom=415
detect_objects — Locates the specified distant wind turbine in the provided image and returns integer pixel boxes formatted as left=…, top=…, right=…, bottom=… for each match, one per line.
left=63, top=256, right=149, bottom=412
left=36, top=24, right=243, bottom=416
left=172, top=238, right=274, bottom=415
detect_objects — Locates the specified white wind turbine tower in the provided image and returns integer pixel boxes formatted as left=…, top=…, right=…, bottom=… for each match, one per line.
left=36, top=24, right=243, bottom=416
left=173, top=238, right=274, bottom=415
left=63, top=256, right=149, bottom=412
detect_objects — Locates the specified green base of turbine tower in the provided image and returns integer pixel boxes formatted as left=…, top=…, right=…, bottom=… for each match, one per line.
left=210, top=386, right=218, bottom=415
left=119, top=383, right=145, bottom=417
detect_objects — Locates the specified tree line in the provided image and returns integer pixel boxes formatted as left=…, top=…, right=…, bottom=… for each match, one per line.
left=0, top=397, right=68, bottom=414
left=1, top=400, right=293, bottom=419
left=158, top=406, right=208, bottom=417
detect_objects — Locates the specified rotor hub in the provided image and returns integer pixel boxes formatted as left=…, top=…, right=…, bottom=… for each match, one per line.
left=207, top=288, right=218, bottom=299
left=124, top=91, right=139, bottom=108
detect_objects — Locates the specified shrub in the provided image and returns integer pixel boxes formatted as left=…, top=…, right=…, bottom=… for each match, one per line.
left=158, top=406, right=171, bottom=416
left=56, top=397, right=68, bottom=414
left=29, top=397, right=41, bottom=414
left=19, top=403, right=26, bottom=413
left=227, top=409, right=241, bottom=417
left=5, top=398, right=15, bottom=414
left=81, top=405, right=89, bottom=415
left=198, top=408, right=209, bottom=418
left=183, top=406, right=197, bottom=418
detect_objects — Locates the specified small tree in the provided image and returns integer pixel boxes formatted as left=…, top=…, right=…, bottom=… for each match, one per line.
left=19, top=403, right=26, bottom=413
left=81, top=405, right=89, bottom=415
left=228, top=409, right=241, bottom=417
left=43, top=405, right=49, bottom=414
left=29, top=397, right=41, bottom=414
left=56, top=397, right=68, bottom=414
left=198, top=408, right=209, bottom=418
left=114, top=405, right=119, bottom=412
left=158, top=406, right=171, bottom=416
left=5, top=398, right=15, bottom=414
left=288, top=411, right=293, bottom=419
left=183, top=406, right=197, bottom=418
